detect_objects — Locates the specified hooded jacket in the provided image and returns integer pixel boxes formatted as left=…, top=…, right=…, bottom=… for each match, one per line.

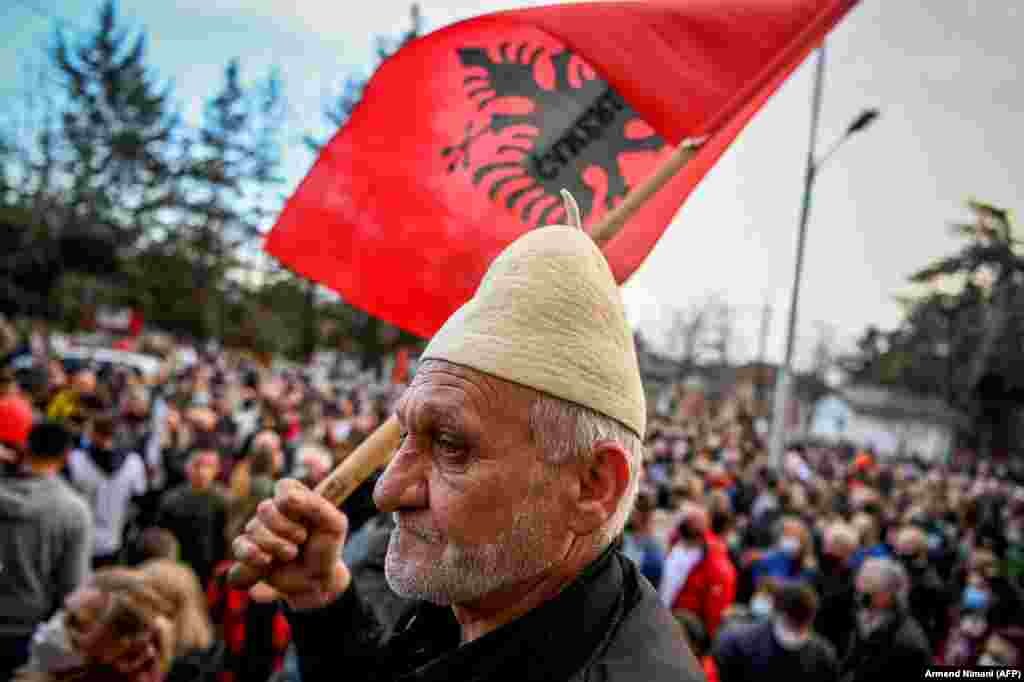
left=0, top=473, right=93, bottom=636
left=670, top=530, right=738, bottom=639
left=67, top=445, right=146, bottom=557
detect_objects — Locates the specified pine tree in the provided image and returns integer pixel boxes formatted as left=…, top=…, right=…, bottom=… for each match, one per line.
left=52, top=0, right=178, bottom=248
left=178, top=57, right=285, bottom=339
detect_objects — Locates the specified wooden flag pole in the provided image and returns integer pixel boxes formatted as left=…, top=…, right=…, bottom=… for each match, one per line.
left=590, top=136, right=705, bottom=247
left=228, top=134, right=706, bottom=588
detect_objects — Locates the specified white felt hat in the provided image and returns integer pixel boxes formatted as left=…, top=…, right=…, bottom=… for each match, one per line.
left=422, top=193, right=646, bottom=437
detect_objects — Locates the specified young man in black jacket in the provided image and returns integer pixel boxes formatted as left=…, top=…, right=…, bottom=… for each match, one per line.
left=713, top=581, right=838, bottom=682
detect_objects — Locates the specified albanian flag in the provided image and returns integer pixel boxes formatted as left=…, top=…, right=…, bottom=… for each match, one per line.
left=267, top=0, right=859, bottom=339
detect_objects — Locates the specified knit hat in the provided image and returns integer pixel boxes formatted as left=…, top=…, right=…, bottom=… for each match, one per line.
left=0, top=393, right=33, bottom=448
left=422, top=191, right=646, bottom=437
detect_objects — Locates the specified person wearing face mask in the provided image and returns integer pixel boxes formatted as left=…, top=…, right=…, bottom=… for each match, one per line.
left=747, top=581, right=777, bottom=623
left=662, top=502, right=737, bottom=639
left=814, top=522, right=861, bottom=654
left=739, top=516, right=818, bottom=603
left=892, top=525, right=952, bottom=653
left=839, top=558, right=931, bottom=682
left=712, top=582, right=837, bottom=682
left=66, top=414, right=148, bottom=569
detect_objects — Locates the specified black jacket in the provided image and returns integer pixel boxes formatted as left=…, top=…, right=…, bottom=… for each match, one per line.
left=839, top=610, right=932, bottom=682
left=905, top=565, right=951, bottom=653
left=286, top=547, right=706, bottom=682
left=712, top=620, right=838, bottom=682
left=814, top=558, right=857, bottom=654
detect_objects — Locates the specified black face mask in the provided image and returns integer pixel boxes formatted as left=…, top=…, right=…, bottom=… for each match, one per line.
left=820, top=553, right=849, bottom=572
left=679, top=524, right=703, bottom=544
left=895, top=552, right=927, bottom=574
left=88, top=443, right=127, bottom=475
left=122, top=415, right=148, bottom=429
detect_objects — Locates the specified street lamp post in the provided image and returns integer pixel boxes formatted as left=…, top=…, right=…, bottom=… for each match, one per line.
left=767, top=44, right=879, bottom=473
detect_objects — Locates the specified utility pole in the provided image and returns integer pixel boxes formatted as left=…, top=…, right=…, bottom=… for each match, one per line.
left=756, top=301, right=772, bottom=407
left=767, top=42, right=880, bottom=473
left=757, top=302, right=772, bottom=368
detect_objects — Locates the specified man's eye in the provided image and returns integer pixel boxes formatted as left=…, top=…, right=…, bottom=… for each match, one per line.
left=436, top=434, right=460, bottom=452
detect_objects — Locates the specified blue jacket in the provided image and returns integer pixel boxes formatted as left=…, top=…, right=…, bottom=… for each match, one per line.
left=747, top=549, right=818, bottom=587
left=849, top=543, right=890, bottom=572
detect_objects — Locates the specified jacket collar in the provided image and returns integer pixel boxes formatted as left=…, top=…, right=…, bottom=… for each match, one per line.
left=396, top=545, right=627, bottom=682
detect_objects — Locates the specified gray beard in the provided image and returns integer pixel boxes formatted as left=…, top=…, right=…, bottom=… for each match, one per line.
left=383, top=477, right=562, bottom=605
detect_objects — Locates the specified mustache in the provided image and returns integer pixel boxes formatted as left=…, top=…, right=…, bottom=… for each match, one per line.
left=393, top=513, right=442, bottom=544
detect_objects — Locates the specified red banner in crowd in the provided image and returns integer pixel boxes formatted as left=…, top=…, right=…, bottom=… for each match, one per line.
left=266, top=0, right=859, bottom=339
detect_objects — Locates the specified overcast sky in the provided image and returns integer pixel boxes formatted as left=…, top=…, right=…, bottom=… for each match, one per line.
left=5, top=1, right=1021, bottom=368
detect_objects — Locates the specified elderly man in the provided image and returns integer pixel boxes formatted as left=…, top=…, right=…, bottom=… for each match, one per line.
left=231, top=224, right=704, bottom=681
left=814, top=522, right=860, bottom=653
left=839, top=557, right=931, bottom=682
left=892, top=524, right=951, bottom=652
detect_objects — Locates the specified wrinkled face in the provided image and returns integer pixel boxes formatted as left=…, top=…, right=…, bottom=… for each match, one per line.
left=374, top=361, right=574, bottom=606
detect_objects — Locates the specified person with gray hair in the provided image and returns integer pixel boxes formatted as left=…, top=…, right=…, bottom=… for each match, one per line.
left=892, top=524, right=952, bottom=652
left=228, top=221, right=704, bottom=681
left=839, top=557, right=932, bottom=682
left=814, top=521, right=861, bottom=653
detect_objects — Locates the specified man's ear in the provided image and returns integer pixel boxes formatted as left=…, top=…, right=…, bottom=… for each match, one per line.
left=568, top=440, right=631, bottom=537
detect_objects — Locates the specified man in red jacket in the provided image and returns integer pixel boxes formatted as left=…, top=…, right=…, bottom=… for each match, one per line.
left=663, top=501, right=738, bottom=639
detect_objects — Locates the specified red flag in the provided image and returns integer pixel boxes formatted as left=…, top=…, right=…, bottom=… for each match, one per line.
left=391, top=347, right=410, bottom=385
left=267, top=0, right=858, bottom=339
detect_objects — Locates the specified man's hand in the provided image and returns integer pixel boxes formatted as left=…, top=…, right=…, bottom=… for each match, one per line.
left=232, top=478, right=351, bottom=610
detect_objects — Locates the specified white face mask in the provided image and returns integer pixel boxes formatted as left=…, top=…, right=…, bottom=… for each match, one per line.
left=856, top=608, right=891, bottom=637
left=774, top=621, right=810, bottom=650
left=961, top=615, right=987, bottom=639
left=751, top=595, right=774, bottom=619
left=780, top=537, right=802, bottom=556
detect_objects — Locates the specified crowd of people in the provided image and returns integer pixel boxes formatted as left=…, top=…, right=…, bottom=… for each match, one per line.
left=1, top=323, right=399, bottom=681
left=1, top=314, right=1023, bottom=681
left=626, top=410, right=1024, bottom=680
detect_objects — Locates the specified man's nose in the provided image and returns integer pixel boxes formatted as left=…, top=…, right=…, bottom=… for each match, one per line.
left=373, top=441, right=428, bottom=512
